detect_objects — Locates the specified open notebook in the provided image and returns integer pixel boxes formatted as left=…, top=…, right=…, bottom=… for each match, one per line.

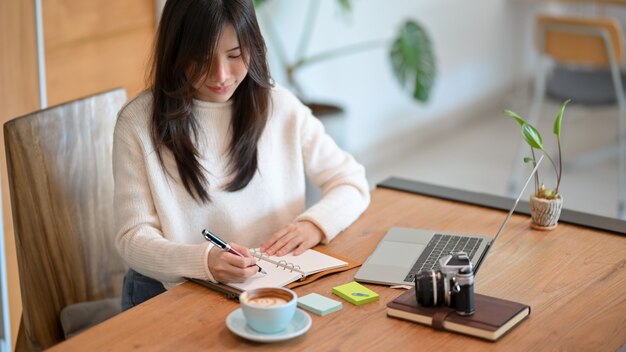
left=227, top=248, right=348, bottom=291
left=190, top=247, right=359, bottom=299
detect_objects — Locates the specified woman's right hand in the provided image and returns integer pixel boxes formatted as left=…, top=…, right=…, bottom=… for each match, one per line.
left=207, top=243, right=259, bottom=283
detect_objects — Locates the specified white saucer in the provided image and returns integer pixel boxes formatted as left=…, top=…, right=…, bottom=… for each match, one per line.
left=226, top=308, right=312, bottom=343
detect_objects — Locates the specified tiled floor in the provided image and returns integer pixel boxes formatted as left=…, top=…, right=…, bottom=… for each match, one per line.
left=365, top=90, right=624, bottom=219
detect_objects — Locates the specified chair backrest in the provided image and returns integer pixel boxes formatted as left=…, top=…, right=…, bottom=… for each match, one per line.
left=536, top=15, right=625, bottom=67
left=4, top=88, right=128, bottom=350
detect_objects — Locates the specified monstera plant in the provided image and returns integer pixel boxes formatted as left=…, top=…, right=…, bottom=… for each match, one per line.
left=254, top=0, right=436, bottom=106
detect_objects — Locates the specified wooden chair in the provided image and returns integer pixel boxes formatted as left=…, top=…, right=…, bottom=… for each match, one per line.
left=4, top=88, right=128, bottom=350
left=508, top=14, right=626, bottom=219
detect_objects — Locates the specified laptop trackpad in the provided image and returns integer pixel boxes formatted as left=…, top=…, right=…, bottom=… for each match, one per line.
left=368, top=241, right=424, bottom=267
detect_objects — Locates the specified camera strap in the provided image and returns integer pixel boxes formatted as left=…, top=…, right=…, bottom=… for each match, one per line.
left=432, top=307, right=456, bottom=330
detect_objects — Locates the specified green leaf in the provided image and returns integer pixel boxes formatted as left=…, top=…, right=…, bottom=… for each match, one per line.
left=553, top=99, right=570, bottom=137
left=502, top=109, right=526, bottom=126
left=504, top=109, right=544, bottom=150
left=523, top=157, right=535, bottom=163
left=390, top=20, right=436, bottom=103
left=336, top=0, right=351, bottom=12
left=253, top=0, right=268, bottom=7
left=522, top=123, right=544, bottom=150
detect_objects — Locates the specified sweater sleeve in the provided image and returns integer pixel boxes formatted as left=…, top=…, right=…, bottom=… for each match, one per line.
left=112, top=112, right=217, bottom=286
left=294, top=105, right=371, bottom=243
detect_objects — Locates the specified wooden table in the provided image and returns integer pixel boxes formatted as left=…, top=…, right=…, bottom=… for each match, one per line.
left=50, top=181, right=626, bottom=351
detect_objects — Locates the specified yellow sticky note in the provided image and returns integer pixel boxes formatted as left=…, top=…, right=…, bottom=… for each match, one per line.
left=332, top=281, right=379, bottom=305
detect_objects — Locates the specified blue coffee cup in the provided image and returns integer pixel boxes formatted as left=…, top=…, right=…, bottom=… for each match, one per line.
left=239, top=287, right=297, bottom=334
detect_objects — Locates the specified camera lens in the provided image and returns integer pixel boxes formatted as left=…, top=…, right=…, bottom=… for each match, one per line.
left=414, top=270, right=445, bottom=307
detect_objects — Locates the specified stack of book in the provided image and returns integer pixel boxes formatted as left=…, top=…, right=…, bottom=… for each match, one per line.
left=386, top=288, right=530, bottom=341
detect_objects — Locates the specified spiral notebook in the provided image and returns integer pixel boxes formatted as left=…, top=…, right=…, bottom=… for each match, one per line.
left=228, top=249, right=348, bottom=291
left=191, top=247, right=358, bottom=298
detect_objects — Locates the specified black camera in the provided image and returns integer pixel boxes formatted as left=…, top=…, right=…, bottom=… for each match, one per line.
left=414, top=251, right=475, bottom=315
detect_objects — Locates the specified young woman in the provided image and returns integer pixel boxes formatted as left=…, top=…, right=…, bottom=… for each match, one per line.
left=114, top=0, right=370, bottom=310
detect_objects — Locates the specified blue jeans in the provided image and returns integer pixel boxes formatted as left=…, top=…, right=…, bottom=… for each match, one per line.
left=121, top=269, right=166, bottom=311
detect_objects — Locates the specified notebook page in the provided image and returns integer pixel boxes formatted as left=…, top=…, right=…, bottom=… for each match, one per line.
left=228, top=263, right=302, bottom=291
left=250, top=248, right=348, bottom=276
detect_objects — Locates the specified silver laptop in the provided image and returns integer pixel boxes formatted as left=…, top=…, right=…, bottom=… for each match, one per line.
left=354, top=156, right=543, bottom=286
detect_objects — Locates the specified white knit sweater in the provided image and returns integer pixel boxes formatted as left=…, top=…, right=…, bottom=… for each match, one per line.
left=113, top=85, right=370, bottom=288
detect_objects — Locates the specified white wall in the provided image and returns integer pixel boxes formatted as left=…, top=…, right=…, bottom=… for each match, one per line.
left=153, top=0, right=626, bottom=166
left=256, top=0, right=533, bottom=165
left=159, top=0, right=617, bottom=167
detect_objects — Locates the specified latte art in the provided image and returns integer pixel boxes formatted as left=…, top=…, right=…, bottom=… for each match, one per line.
left=240, top=287, right=297, bottom=334
left=247, top=296, right=288, bottom=307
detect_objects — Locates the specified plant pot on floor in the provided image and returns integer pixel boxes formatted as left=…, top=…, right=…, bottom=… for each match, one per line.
left=530, top=194, right=563, bottom=230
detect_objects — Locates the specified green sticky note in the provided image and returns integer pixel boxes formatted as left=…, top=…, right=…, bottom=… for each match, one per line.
left=332, top=281, right=379, bottom=305
left=298, top=293, right=343, bottom=316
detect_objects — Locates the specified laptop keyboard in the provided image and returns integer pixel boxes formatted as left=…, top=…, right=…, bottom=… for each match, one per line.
left=403, top=234, right=484, bottom=282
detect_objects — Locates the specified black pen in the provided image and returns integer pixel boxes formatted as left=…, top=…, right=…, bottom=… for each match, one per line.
left=202, top=229, right=267, bottom=274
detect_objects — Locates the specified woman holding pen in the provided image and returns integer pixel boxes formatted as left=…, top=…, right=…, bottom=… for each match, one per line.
left=114, top=0, right=370, bottom=310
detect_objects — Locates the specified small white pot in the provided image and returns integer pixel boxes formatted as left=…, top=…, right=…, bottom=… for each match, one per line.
left=530, top=194, right=563, bottom=230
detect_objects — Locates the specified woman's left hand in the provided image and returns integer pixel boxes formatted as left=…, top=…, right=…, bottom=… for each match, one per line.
left=259, top=221, right=324, bottom=256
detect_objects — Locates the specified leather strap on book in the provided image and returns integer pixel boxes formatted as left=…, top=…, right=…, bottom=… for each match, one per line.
left=432, top=308, right=455, bottom=331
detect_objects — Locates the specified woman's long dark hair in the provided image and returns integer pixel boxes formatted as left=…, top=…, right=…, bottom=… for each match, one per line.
left=149, top=0, right=271, bottom=203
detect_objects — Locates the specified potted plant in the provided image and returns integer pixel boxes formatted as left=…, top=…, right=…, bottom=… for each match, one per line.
left=253, top=0, right=436, bottom=140
left=502, top=99, right=570, bottom=230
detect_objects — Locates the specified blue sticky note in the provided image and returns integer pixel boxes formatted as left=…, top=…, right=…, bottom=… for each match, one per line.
left=297, top=293, right=343, bottom=316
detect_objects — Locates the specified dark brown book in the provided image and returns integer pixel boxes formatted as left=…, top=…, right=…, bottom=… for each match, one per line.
left=386, top=288, right=530, bottom=341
